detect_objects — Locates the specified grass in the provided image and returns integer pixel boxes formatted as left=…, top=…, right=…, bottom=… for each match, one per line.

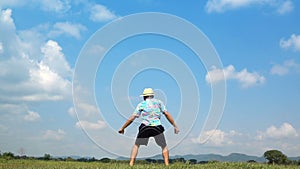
left=1, top=159, right=300, bottom=169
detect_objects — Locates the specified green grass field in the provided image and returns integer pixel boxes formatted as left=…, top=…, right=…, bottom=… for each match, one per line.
left=1, top=159, right=300, bottom=169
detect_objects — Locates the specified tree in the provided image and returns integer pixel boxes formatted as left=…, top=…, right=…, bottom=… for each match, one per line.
left=247, top=160, right=257, bottom=163
left=99, top=158, right=111, bottom=163
left=65, top=157, right=75, bottom=161
left=43, top=153, right=51, bottom=160
left=175, top=158, right=186, bottom=163
left=88, top=157, right=97, bottom=162
left=2, top=152, right=14, bottom=160
left=264, top=150, right=287, bottom=165
left=188, top=159, right=197, bottom=164
left=145, top=158, right=157, bottom=163
left=77, top=157, right=88, bottom=162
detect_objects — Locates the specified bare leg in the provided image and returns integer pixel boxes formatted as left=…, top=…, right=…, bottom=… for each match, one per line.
left=129, top=144, right=139, bottom=166
left=162, top=146, right=169, bottom=166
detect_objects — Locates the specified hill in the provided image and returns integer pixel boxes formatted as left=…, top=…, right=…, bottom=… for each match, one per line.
left=118, top=153, right=267, bottom=162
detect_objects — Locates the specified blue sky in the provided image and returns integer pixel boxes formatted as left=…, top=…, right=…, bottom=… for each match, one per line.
left=0, top=0, right=300, bottom=159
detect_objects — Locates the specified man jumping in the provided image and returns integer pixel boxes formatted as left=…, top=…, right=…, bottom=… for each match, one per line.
left=118, top=88, right=179, bottom=166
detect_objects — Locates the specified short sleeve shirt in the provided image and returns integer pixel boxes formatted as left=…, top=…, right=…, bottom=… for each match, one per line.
left=133, top=98, right=167, bottom=126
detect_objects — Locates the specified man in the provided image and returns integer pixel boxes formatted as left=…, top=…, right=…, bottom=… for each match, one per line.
left=118, top=88, right=179, bottom=166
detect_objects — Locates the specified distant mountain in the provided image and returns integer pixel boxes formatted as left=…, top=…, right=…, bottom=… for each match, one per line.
left=289, top=157, right=300, bottom=161
left=53, top=155, right=94, bottom=160
left=62, top=153, right=300, bottom=163
left=172, top=153, right=266, bottom=163
left=117, top=153, right=266, bottom=162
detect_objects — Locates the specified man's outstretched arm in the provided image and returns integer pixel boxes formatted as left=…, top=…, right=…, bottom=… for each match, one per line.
left=163, top=111, right=179, bottom=134
left=118, top=115, right=136, bottom=134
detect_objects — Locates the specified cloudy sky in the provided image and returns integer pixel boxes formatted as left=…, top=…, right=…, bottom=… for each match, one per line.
left=0, top=0, right=299, bottom=159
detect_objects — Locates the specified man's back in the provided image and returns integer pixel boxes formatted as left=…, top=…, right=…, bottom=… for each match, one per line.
left=134, top=98, right=166, bottom=126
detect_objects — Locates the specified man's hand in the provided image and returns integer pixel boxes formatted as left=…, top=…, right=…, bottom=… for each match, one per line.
left=174, top=126, right=179, bottom=134
left=119, top=115, right=136, bottom=135
left=118, top=128, right=125, bottom=134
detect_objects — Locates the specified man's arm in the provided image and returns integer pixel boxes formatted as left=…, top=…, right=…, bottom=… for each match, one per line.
left=163, top=111, right=179, bottom=134
left=118, top=115, right=136, bottom=134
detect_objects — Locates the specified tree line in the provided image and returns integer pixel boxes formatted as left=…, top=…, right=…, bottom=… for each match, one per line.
left=1, top=150, right=300, bottom=165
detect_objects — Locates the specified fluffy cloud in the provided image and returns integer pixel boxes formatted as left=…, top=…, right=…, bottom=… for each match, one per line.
left=206, top=65, right=265, bottom=88
left=0, top=0, right=70, bottom=13
left=40, top=40, right=72, bottom=78
left=205, top=0, right=294, bottom=14
left=0, top=0, right=26, bottom=8
left=192, top=129, right=241, bottom=146
left=0, top=42, right=3, bottom=54
left=72, top=85, right=102, bottom=118
left=89, top=4, right=117, bottom=22
left=49, top=22, right=87, bottom=39
left=76, top=102, right=99, bottom=118
left=68, top=107, right=76, bottom=117
left=76, top=120, right=106, bottom=130
left=189, top=125, right=299, bottom=156
left=280, top=34, right=300, bottom=51
left=0, top=104, right=28, bottom=116
left=277, top=0, right=294, bottom=14
left=0, top=9, right=72, bottom=103
left=43, top=129, right=66, bottom=141
left=24, top=111, right=41, bottom=121
left=257, top=123, right=298, bottom=140
left=270, top=60, right=300, bottom=76
left=37, top=0, right=71, bottom=13
left=0, top=8, right=19, bottom=59
left=201, top=129, right=225, bottom=146
left=205, top=0, right=257, bottom=13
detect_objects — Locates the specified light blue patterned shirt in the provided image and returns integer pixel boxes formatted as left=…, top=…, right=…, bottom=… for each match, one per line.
left=133, top=98, right=167, bottom=126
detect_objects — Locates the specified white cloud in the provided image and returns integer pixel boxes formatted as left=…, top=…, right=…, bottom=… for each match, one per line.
left=89, top=4, right=117, bottom=22
left=270, top=63, right=289, bottom=75
left=0, top=0, right=26, bottom=8
left=43, top=129, right=66, bottom=141
left=49, top=22, right=87, bottom=39
left=76, top=102, right=99, bottom=118
left=205, top=0, right=294, bottom=14
left=257, top=123, right=298, bottom=140
left=76, top=120, right=106, bottom=130
left=192, top=129, right=241, bottom=146
left=277, top=0, right=294, bottom=14
left=0, top=103, right=27, bottom=116
left=0, top=42, right=3, bottom=54
left=280, top=34, right=300, bottom=51
left=40, top=40, right=72, bottom=78
left=0, top=8, right=14, bottom=25
left=24, top=111, right=41, bottom=121
left=0, top=0, right=70, bottom=13
left=202, top=129, right=225, bottom=146
left=27, top=62, right=71, bottom=101
left=188, top=126, right=300, bottom=156
left=270, top=60, right=300, bottom=76
left=0, top=9, right=72, bottom=102
left=68, top=107, right=76, bottom=117
left=206, top=65, right=265, bottom=88
left=37, top=0, right=71, bottom=13
left=205, top=0, right=257, bottom=13
left=0, top=0, right=69, bottom=13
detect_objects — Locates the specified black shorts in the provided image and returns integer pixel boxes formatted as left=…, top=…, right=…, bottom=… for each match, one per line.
left=135, top=124, right=167, bottom=148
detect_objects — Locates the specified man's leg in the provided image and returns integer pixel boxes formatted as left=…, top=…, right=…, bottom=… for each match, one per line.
left=162, top=146, right=169, bottom=166
left=129, top=144, right=139, bottom=166
left=154, top=131, right=168, bottom=166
